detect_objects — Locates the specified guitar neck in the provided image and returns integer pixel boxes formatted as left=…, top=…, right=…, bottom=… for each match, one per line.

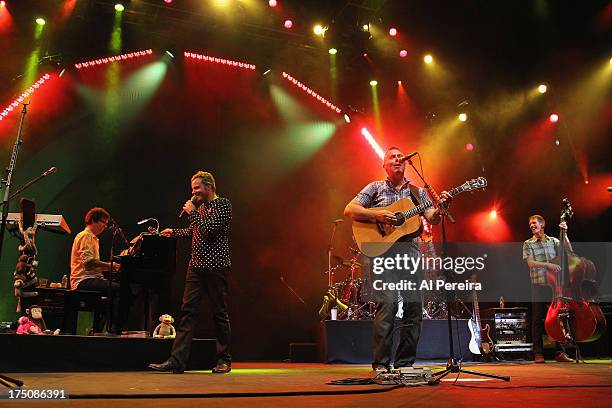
left=400, top=185, right=466, bottom=219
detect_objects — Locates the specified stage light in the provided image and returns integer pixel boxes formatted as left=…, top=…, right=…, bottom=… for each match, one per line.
left=369, top=80, right=377, bottom=86
left=362, top=24, right=369, bottom=31
left=389, top=27, right=397, bottom=36
left=343, top=113, right=351, bottom=123
left=114, top=3, right=124, bottom=12
left=281, top=71, right=342, bottom=114
left=489, top=210, right=497, bottom=219
left=313, top=24, right=326, bottom=36
left=362, top=52, right=368, bottom=57
left=268, top=0, right=277, bottom=7
left=0, top=1, right=5, bottom=7
left=609, top=57, right=612, bottom=65
left=549, top=113, right=559, bottom=123
left=36, top=17, right=46, bottom=26
left=458, top=113, right=467, bottom=122
left=361, top=128, right=385, bottom=159
left=397, top=80, right=402, bottom=85
left=184, top=51, right=256, bottom=70
left=424, top=54, right=433, bottom=64
left=164, top=0, right=173, bottom=3
left=555, top=139, right=560, bottom=146
left=0, top=74, right=52, bottom=122
left=399, top=50, right=407, bottom=58
left=328, top=48, right=337, bottom=55
left=165, top=50, right=174, bottom=58
left=466, top=143, right=474, bottom=151
left=262, top=68, right=271, bottom=76
left=75, top=49, right=154, bottom=69
left=284, top=20, right=293, bottom=29
left=538, top=84, right=547, bottom=94
left=584, top=179, right=589, bottom=185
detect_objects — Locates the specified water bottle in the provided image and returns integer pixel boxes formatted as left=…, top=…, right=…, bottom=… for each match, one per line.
left=499, top=296, right=505, bottom=309
left=61, top=275, right=68, bottom=288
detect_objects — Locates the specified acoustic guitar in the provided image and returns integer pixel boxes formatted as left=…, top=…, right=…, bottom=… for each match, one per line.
left=351, top=177, right=487, bottom=257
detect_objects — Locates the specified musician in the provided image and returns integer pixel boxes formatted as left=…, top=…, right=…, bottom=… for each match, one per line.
left=344, top=147, right=451, bottom=372
left=70, top=207, right=123, bottom=335
left=149, top=171, right=232, bottom=374
left=522, top=214, right=574, bottom=363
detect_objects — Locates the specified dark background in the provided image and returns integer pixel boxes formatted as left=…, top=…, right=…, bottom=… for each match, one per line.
left=0, top=1, right=610, bottom=360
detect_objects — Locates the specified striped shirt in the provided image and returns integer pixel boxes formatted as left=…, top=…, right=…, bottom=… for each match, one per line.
left=522, top=235, right=560, bottom=285
left=354, top=178, right=430, bottom=209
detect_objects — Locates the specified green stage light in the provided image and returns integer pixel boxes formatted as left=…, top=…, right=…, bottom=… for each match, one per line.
left=115, top=3, right=124, bottom=12
left=369, top=80, right=378, bottom=86
left=36, top=18, right=46, bottom=26
left=328, top=48, right=337, bottom=55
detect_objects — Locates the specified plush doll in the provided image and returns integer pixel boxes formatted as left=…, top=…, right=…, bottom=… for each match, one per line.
left=153, top=314, right=176, bottom=338
left=26, top=305, right=60, bottom=335
left=16, top=316, right=42, bottom=335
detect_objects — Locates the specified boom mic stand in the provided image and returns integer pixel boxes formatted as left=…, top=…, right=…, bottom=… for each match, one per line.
left=405, top=156, right=509, bottom=383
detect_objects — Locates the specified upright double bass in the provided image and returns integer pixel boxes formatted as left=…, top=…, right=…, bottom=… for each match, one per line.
left=544, top=199, right=606, bottom=344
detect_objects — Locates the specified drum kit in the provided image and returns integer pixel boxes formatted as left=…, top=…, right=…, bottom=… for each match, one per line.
left=318, top=218, right=454, bottom=321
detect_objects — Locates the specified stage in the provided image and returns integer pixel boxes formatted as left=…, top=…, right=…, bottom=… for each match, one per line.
left=2, top=361, right=610, bottom=407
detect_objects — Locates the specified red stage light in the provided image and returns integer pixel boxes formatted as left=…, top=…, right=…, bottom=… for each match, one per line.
left=489, top=210, right=497, bottom=219
left=281, top=71, right=342, bottom=114
left=0, top=74, right=52, bottom=121
left=466, top=143, right=474, bottom=151
left=549, top=113, right=559, bottom=123
left=399, top=50, right=407, bottom=58
left=0, top=1, right=5, bottom=7
left=164, top=0, right=172, bottom=3
left=269, top=0, right=277, bottom=7
left=284, top=20, right=293, bottom=29
left=184, top=51, right=256, bottom=70
left=389, top=28, right=397, bottom=36
left=75, top=49, right=153, bottom=69
left=360, top=128, right=385, bottom=159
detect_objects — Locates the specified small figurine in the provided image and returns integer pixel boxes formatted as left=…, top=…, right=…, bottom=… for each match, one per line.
left=16, top=316, right=42, bottom=335
left=153, top=314, right=176, bottom=339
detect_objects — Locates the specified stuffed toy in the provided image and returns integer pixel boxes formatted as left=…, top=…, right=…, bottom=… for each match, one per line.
left=153, top=314, right=176, bottom=338
left=16, top=316, right=42, bottom=335
left=26, top=305, right=60, bottom=335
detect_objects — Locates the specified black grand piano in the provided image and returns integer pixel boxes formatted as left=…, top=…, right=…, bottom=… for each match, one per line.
left=114, top=233, right=176, bottom=332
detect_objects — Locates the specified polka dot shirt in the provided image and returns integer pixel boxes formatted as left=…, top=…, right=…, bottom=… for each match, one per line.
left=172, top=197, right=232, bottom=269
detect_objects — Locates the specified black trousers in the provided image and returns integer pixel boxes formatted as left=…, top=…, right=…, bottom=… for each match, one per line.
left=531, top=284, right=565, bottom=355
left=373, top=292, right=422, bottom=368
left=170, top=267, right=231, bottom=368
left=77, top=278, right=125, bottom=332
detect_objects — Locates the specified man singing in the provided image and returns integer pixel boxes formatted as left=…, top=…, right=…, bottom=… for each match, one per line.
left=149, top=171, right=233, bottom=374
left=344, top=147, right=450, bottom=372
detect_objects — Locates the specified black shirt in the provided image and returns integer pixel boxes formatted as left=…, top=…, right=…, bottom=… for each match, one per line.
left=172, top=196, right=232, bottom=269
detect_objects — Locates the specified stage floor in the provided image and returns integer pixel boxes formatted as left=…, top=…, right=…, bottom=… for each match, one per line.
left=2, top=361, right=610, bottom=407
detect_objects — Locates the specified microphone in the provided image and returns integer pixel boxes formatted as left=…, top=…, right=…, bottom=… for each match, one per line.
left=399, top=152, right=418, bottom=162
left=179, top=196, right=197, bottom=218
left=42, top=167, right=57, bottom=177
left=109, top=218, right=129, bottom=245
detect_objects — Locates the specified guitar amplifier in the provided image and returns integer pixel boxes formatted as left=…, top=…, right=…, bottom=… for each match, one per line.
left=493, top=307, right=528, bottom=346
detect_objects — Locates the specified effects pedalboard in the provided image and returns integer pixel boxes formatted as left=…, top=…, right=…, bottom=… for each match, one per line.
left=376, top=367, right=435, bottom=386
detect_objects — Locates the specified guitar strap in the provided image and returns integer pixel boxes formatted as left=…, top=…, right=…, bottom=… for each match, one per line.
left=408, top=183, right=422, bottom=207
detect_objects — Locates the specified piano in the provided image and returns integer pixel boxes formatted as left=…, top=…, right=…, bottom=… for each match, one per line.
left=5, top=212, right=71, bottom=235
left=113, top=234, right=176, bottom=332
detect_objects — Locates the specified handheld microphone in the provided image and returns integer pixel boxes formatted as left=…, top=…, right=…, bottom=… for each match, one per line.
left=398, top=152, right=418, bottom=162
left=179, top=196, right=197, bottom=218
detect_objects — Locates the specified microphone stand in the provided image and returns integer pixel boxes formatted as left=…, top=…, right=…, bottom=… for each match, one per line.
left=405, top=158, right=509, bottom=383
left=0, top=102, right=29, bottom=389
left=0, top=102, right=29, bottom=263
left=0, top=169, right=55, bottom=207
left=105, top=221, right=128, bottom=334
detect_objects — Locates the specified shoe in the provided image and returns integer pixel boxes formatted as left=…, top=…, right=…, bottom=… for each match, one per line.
left=212, top=362, right=231, bottom=374
left=372, top=364, right=389, bottom=373
left=554, top=352, right=574, bottom=363
left=534, top=353, right=545, bottom=363
left=148, top=359, right=184, bottom=374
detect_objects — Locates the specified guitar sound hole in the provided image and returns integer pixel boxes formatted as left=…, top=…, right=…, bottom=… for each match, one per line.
left=392, top=213, right=405, bottom=227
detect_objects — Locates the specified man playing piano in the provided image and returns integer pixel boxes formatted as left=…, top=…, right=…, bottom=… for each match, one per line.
left=149, top=171, right=233, bottom=374
left=70, top=207, right=123, bottom=335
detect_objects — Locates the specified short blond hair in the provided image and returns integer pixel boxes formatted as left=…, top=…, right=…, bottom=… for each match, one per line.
left=191, top=171, right=216, bottom=191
